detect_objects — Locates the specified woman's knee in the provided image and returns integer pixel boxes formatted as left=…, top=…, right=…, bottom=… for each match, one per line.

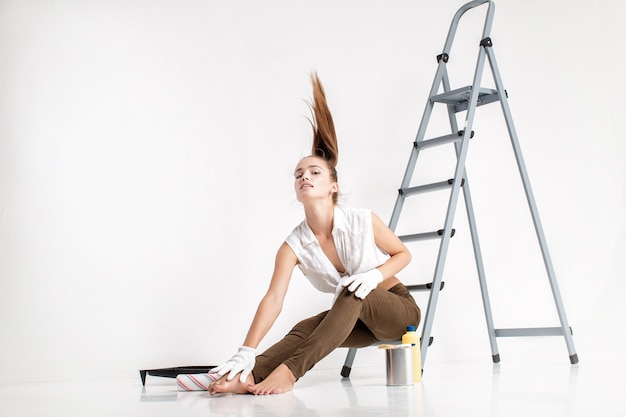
left=333, top=287, right=364, bottom=308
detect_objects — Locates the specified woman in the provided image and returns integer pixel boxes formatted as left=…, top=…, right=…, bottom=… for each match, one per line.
left=176, top=73, right=421, bottom=395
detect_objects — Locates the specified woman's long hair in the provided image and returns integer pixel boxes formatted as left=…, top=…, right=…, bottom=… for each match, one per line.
left=308, top=73, right=339, bottom=203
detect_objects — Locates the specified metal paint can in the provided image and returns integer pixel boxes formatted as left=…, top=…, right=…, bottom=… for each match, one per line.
left=384, top=344, right=414, bottom=386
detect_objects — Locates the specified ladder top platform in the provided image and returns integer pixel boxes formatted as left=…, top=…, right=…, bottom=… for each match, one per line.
left=431, top=86, right=497, bottom=104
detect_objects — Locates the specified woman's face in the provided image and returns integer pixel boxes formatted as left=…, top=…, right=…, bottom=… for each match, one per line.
left=293, top=156, right=338, bottom=203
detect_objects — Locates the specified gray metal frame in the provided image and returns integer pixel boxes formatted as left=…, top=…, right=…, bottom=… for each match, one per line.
left=341, top=0, right=577, bottom=377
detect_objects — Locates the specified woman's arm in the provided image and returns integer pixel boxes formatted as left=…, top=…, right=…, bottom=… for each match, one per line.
left=371, top=212, right=412, bottom=279
left=242, top=241, right=298, bottom=349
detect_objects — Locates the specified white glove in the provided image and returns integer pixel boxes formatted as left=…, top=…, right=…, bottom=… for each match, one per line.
left=341, top=269, right=383, bottom=299
left=209, top=346, right=256, bottom=383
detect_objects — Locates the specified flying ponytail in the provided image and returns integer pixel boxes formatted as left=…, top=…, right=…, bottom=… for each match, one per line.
left=309, top=73, right=339, bottom=167
left=307, top=72, right=339, bottom=203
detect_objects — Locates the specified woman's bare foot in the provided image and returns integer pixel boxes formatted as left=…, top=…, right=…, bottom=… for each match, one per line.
left=208, top=372, right=254, bottom=395
left=248, top=364, right=296, bottom=395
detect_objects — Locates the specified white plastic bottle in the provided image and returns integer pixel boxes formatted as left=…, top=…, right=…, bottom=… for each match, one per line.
left=401, top=325, right=422, bottom=382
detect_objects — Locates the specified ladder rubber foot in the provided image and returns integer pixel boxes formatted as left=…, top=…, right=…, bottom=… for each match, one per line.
left=492, top=354, right=501, bottom=363
left=569, top=354, right=579, bottom=365
left=341, top=366, right=352, bottom=378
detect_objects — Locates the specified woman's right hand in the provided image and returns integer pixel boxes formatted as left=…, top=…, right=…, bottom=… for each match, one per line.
left=209, top=346, right=256, bottom=383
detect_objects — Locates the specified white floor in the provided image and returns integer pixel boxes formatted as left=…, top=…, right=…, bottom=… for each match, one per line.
left=1, top=354, right=624, bottom=417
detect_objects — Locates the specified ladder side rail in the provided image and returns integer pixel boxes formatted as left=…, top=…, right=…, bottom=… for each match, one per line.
left=484, top=46, right=578, bottom=364
left=418, top=131, right=474, bottom=366
left=458, top=165, right=501, bottom=362
left=442, top=71, right=501, bottom=363
left=388, top=149, right=417, bottom=231
left=420, top=45, right=491, bottom=366
left=442, top=1, right=495, bottom=56
left=389, top=63, right=450, bottom=231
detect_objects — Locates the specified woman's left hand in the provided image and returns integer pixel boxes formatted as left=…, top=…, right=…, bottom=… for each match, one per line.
left=341, top=269, right=383, bottom=299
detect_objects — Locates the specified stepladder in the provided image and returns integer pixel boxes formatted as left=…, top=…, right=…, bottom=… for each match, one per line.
left=387, top=0, right=579, bottom=370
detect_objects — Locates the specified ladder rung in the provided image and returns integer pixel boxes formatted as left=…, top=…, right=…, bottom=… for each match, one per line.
left=415, top=130, right=473, bottom=150
left=400, top=178, right=465, bottom=197
left=406, top=281, right=445, bottom=292
left=399, top=228, right=456, bottom=243
left=494, top=327, right=573, bottom=337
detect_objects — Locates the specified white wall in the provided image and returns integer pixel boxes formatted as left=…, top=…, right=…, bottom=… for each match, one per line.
left=0, top=0, right=624, bottom=383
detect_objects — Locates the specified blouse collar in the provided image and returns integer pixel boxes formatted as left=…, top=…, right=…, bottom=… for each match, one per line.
left=301, top=206, right=347, bottom=246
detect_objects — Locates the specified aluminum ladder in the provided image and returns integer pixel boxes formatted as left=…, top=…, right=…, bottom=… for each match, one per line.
left=342, top=0, right=578, bottom=376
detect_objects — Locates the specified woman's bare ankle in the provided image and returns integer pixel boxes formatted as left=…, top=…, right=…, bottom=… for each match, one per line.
left=248, top=364, right=296, bottom=395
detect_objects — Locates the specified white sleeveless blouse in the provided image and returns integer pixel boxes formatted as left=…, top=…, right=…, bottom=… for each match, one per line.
left=285, top=206, right=390, bottom=297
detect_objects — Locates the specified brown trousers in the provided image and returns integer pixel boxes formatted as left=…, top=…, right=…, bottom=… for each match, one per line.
left=252, top=283, right=421, bottom=382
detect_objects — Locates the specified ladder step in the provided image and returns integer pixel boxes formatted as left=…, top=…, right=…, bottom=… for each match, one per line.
left=415, top=132, right=460, bottom=150
left=406, top=281, right=445, bottom=292
left=431, top=86, right=499, bottom=113
left=399, top=228, right=455, bottom=243
left=400, top=178, right=465, bottom=197
left=415, top=130, right=473, bottom=150
left=494, top=327, right=573, bottom=337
